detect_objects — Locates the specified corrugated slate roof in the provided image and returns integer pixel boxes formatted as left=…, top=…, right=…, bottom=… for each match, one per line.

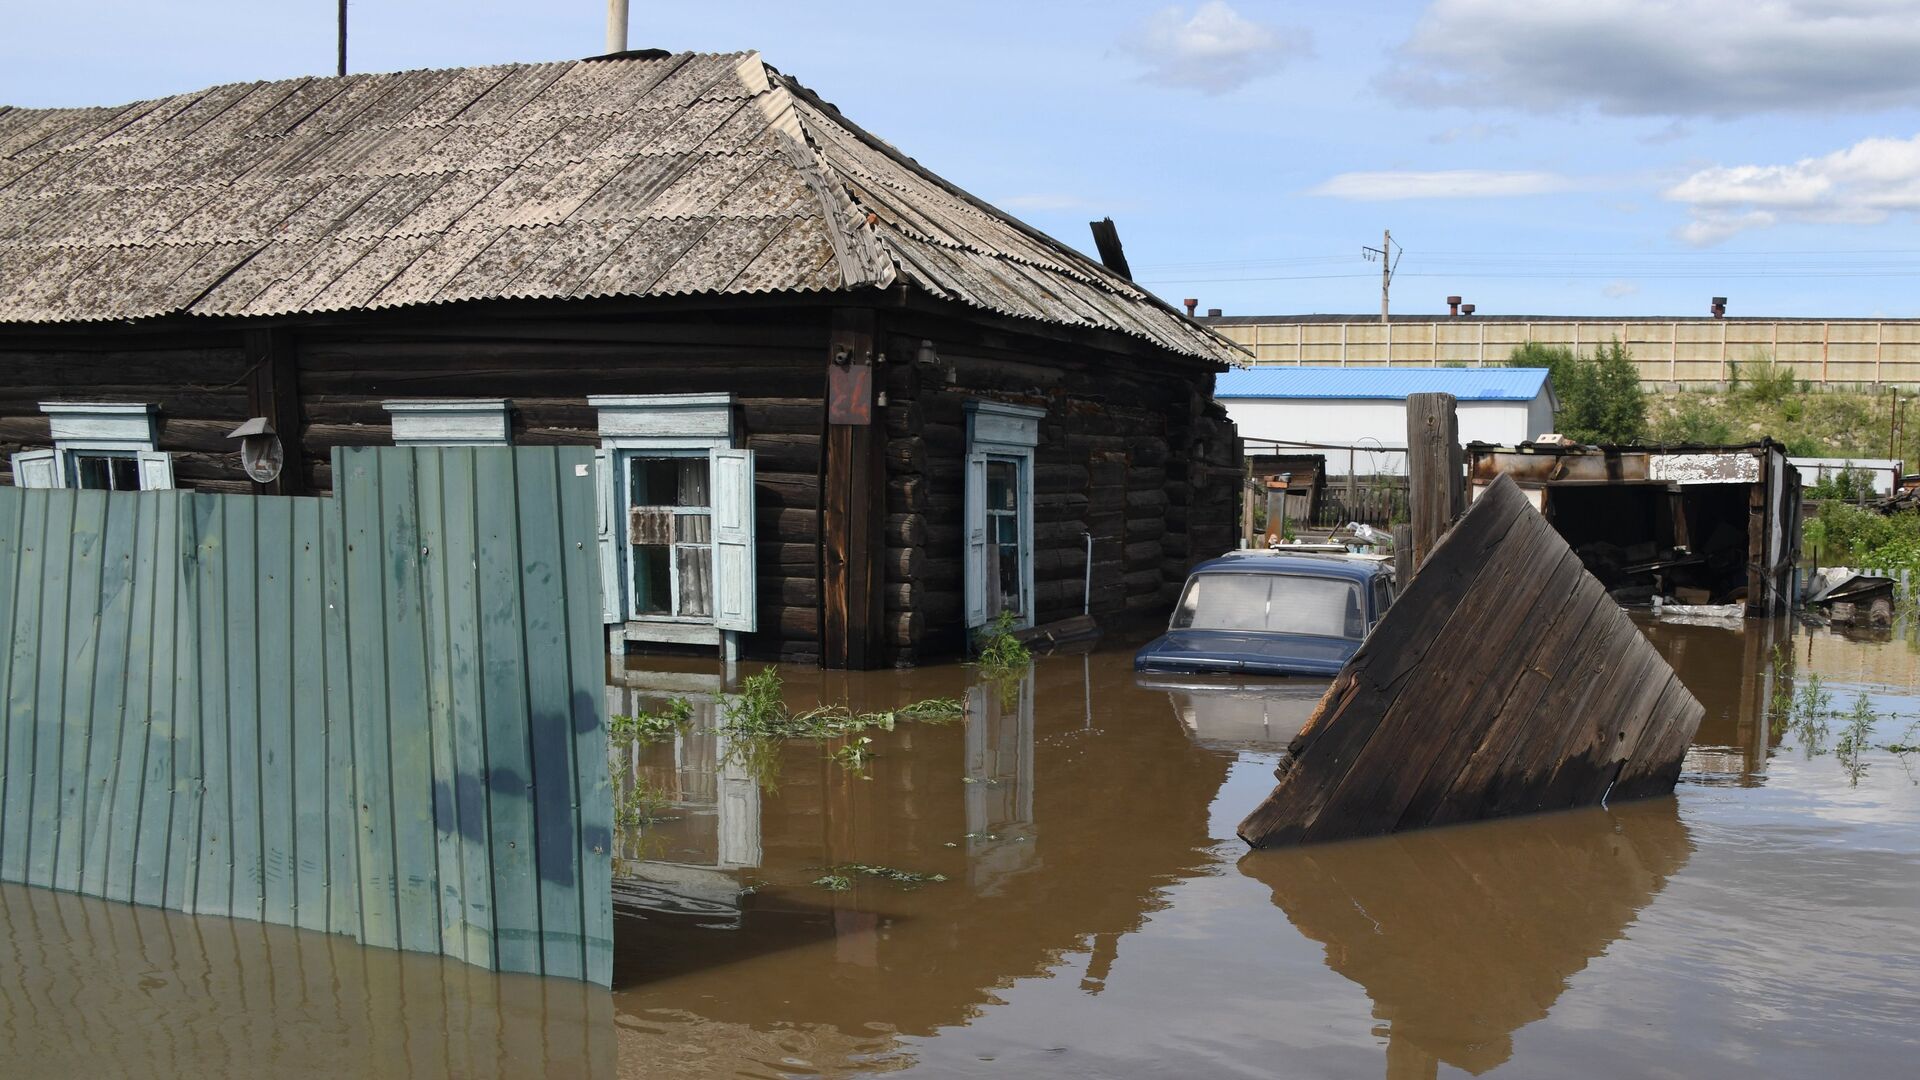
left=1216, top=366, right=1553, bottom=402
left=0, top=52, right=1240, bottom=363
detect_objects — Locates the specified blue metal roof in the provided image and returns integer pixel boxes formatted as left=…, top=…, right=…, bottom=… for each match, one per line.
left=1215, top=366, right=1552, bottom=402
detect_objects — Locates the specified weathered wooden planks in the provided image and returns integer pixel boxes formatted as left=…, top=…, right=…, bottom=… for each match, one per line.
left=1238, top=473, right=1705, bottom=848
left=0, top=448, right=613, bottom=984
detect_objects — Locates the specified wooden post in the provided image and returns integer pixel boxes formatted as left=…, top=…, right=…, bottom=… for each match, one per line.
left=243, top=328, right=304, bottom=496
left=822, top=309, right=885, bottom=669
left=1405, top=392, right=1461, bottom=576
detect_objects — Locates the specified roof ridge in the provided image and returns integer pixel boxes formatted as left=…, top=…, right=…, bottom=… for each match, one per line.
left=750, top=64, right=895, bottom=291
left=768, top=68, right=1233, bottom=335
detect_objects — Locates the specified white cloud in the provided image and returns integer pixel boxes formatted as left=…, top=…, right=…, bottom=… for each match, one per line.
left=1383, top=1, right=1920, bottom=117
left=1308, top=169, right=1575, bottom=200
left=1664, top=132, right=1920, bottom=243
left=1428, top=122, right=1517, bottom=144
left=1602, top=280, right=1642, bottom=299
left=1123, top=2, right=1311, bottom=95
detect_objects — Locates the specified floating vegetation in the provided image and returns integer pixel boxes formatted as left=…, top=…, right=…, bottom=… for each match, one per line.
left=832, top=736, right=875, bottom=776
left=811, top=863, right=948, bottom=891
left=720, top=669, right=963, bottom=741
left=708, top=668, right=967, bottom=785
left=608, top=697, right=694, bottom=744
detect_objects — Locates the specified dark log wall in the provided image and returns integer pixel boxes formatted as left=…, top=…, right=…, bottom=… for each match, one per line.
left=877, top=308, right=1240, bottom=665
left=0, top=295, right=1240, bottom=667
left=0, top=333, right=255, bottom=493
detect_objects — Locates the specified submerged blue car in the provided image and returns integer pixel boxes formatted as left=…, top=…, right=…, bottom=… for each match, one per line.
left=1133, top=553, right=1394, bottom=678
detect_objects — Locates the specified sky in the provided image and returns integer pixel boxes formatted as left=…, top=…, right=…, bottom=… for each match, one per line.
left=8, top=1, right=1920, bottom=319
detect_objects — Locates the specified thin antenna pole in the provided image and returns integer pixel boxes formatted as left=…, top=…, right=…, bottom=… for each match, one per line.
left=337, top=0, right=347, bottom=77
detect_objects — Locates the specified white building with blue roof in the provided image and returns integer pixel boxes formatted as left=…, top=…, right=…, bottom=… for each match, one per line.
left=1216, top=367, right=1558, bottom=476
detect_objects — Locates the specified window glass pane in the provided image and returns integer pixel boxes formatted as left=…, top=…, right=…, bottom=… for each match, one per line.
left=996, top=544, right=1021, bottom=615
left=110, top=456, right=140, bottom=491
left=76, top=456, right=112, bottom=490
left=674, top=513, right=712, bottom=544
left=1172, top=574, right=1269, bottom=631
left=676, top=458, right=710, bottom=507
left=677, top=546, right=713, bottom=618
left=1174, top=573, right=1365, bottom=638
left=986, top=461, right=1016, bottom=511
left=634, top=545, right=672, bottom=614
left=633, top=456, right=711, bottom=508
left=994, top=514, right=1018, bottom=544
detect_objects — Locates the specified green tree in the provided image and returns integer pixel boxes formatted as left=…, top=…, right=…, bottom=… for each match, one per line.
left=1505, top=338, right=1647, bottom=444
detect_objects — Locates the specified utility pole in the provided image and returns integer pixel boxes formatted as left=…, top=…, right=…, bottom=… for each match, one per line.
left=337, top=0, right=347, bottom=77
left=1362, top=229, right=1401, bottom=324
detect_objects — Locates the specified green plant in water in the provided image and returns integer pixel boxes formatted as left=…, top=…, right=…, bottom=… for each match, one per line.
left=972, top=610, right=1032, bottom=674
left=1837, top=692, right=1877, bottom=785
left=608, top=697, right=694, bottom=744
left=832, top=736, right=875, bottom=776
left=1794, top=672, right=1834, bottom=752
left=716, top=668, right=967, bottom=784
left=811, top=862, right=948, bottom=890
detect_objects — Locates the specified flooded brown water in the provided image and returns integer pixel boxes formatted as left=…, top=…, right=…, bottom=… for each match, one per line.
left=6, top=618, right=1920, bottom=1078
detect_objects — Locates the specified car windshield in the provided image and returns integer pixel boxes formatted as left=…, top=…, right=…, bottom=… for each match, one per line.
left=1170, top=572, right=1366, bottom=639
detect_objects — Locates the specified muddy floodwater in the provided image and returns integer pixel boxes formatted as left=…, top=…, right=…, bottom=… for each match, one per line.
left=5, top=618, right=1920, bottom=1078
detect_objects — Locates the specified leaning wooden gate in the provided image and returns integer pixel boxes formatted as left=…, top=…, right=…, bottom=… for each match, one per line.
left=0, top=447, right=612, bottom=985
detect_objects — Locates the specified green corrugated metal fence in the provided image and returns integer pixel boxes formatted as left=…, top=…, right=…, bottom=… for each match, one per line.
left=0, top=446, right=612, bottom=985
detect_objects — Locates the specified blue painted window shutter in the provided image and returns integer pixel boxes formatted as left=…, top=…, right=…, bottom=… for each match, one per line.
left=10, top=449, right=57, bottom=488
left=710, top=448, right=757, bottom=633
left=136, top=450, right=174, bottom=490
left=963, top=451, right=989, bottom=628
left=595, top=448, right=620, bottom=624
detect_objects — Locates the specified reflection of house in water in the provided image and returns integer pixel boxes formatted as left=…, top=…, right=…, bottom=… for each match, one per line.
left=1638, top=616, right=1785, bottom=785
left=607, top=653, right=1234, bottom=1073
left=1241, top=800, right=1692, bottom=1080
left=964, top=677, right=1037, bottom=893
left=606, top=665, right=761, bottom=919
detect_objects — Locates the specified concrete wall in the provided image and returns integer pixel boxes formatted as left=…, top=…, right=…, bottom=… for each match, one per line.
left=1224, top=396, right=1547, bottom=475
left=1209, top=318, right=1920, bottom=388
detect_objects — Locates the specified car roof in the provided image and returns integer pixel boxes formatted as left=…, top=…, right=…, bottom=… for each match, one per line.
left=1186, top=552, right=1388, bottom=583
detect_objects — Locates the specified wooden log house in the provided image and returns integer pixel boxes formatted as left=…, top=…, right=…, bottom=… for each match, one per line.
left=0, top=50, right=1246, bottom=667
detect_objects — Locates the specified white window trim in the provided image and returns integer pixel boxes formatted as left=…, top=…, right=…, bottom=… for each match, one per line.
left=383, top=399, right=513, bottom=446
left=590, top=394, right=755, bottom=651
left=965, top=400, right=1045, bottom=631
left=21, top=402, right=173, bottom=490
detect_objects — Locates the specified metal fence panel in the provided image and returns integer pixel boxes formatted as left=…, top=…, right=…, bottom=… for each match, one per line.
left=0, top=446, right=610, bottom=985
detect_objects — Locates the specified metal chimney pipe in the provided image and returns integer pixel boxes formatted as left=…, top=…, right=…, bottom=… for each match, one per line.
left=1460, top=303, right=1476, bottom=316
left=1206, top=308, right=1223, bottom=318
left=1183, top=298, right=1199, bottom=317
left=607, top=0, right=629, bottom=54
left=1711, top=296, right=1728, bottom=319
left=1447, top=295, right=1462, bottom=317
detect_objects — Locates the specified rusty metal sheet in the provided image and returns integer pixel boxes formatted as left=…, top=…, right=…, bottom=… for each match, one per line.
left=629, top=506, right=673, bottom=545
left=828, top=362, right=874, bottom=425
left=1649, top=451, right=1762, bottom=485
